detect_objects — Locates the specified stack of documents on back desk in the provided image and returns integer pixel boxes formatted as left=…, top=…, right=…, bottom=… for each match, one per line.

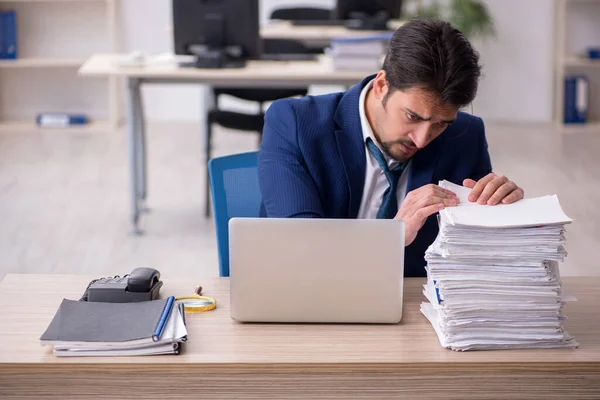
left=40, top=297, right=187, bottom=356
left=327, top=33, right=392, bottom=71
left=420, top=180, right=578, bottom=351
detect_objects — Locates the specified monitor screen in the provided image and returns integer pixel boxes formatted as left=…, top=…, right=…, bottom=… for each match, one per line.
left=172, top=0, right=261, bottom=59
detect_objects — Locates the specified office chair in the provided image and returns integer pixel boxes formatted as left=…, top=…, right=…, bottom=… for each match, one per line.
left=208, top=151, right=261, bottom=277
left=204, top=38, right=310, bottom=217
left=269, top=6, right=333, bottom=54
left=270, top=6, right=332, bottom=21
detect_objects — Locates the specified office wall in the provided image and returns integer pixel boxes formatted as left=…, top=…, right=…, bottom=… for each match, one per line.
left=0, top=0, right=555, bottom=123
left=114, top=0, right=555, bottom=124
left=469, top=0, right=554, bottom=123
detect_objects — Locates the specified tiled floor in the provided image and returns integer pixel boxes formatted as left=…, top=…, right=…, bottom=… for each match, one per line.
left=0, top=121, right=598, bottom=282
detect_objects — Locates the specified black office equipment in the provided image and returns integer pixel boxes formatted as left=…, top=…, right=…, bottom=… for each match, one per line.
left=335, top=0, right=403, bottom=31
left=82, top=267, right=163, bottom=303
left=270, top=6, right=332, bottom=21
left=172, top=0, right=261, bottom=68
left=204, top=38, right=312, bottom=216
left=258, top=53, right=318, bottom=61
left=269, top=6, right=334, bottom=55
left=290, top=19, right=345, bottom=27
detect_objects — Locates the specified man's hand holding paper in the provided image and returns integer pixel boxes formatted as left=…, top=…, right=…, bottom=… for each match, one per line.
left=463, top=173, right=525, bottom=205
left=396, top=172, right=524, bottom=246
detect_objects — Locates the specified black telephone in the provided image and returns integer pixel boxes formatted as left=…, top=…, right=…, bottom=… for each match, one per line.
left=81, top=267, right=163, bottom=303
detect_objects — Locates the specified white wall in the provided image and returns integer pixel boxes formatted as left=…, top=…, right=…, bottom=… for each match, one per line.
left=469, top=0, right=554, bottom=123
left=115, top=0, right=555, bottom=124
left=0, top=0, right=555, bottom=123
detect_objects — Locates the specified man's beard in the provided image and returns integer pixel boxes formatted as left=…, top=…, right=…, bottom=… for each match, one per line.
left=374, top=118, right=416, bottom=163
left=379, top=139, right=416, bottom=163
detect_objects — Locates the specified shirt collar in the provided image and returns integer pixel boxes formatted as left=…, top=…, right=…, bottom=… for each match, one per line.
left=358, top=79, right=399, bottom=168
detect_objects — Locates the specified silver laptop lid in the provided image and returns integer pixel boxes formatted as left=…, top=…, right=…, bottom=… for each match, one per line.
left=228, top=218, right=405, bottom=324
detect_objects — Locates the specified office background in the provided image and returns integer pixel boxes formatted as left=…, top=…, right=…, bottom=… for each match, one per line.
left=0, top=0, right=599, bottom=281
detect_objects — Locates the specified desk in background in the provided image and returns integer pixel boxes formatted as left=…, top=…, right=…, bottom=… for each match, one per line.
left=78, top=54, right=370, bottom=234
left=0, top=275, right=599, bottom=399
left=261, top=19, right=404, bottom=43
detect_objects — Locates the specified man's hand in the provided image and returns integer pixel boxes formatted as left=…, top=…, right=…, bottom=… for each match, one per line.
left=395, top=184, right=459, bottom=247
left=463, top=173, right=524, bottom=205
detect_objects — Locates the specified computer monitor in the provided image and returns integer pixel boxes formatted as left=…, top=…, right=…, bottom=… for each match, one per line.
left=335, top=0, right=403, bottom=30
left=172, top=0, right=261, bottom=68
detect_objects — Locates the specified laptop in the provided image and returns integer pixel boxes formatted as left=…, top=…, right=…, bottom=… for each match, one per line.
left=228, top=218, right=405, bottom=324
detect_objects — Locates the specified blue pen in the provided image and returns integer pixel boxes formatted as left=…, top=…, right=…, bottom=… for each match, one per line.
left=152, top=296, right=175, bottom=342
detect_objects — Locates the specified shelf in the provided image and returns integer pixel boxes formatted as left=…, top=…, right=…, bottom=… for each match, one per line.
left=0, top=0, right=119, bottom=130
left=0, top=0, right=109, bottom=3
left=0, top=121, right=114, bottom=134
left=0, top=58, right=87, bottom=69
left=558, top=121, right=600, bottom=134
left=564, top=56, right=600, bottom=68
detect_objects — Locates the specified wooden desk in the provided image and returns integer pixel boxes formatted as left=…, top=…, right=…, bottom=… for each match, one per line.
left=79, top=53, right=369, bottom=86
left=0, top=275, right=599, bottom=399
left=78, top=54, right=372, bottom=234
left=260, top=19, right=405, bottom=42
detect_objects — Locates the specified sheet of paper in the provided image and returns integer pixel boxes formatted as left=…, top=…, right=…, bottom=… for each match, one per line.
left=438, top=180, right=573, bottom=228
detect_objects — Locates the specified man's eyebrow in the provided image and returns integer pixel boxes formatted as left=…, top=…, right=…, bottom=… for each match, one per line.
left=405, top=108, right=430, bottom=121
left=406, top=108, right=455, bottom=124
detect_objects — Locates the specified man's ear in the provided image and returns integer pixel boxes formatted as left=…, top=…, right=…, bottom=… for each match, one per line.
left=372, top=70, right=388, bottom=100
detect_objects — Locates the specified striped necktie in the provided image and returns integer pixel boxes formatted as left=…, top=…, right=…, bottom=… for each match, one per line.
left=366, top=138, right=406, bottom=219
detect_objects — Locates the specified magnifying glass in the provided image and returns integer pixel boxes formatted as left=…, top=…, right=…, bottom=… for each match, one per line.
left=175, top=286, right=216, bottom=313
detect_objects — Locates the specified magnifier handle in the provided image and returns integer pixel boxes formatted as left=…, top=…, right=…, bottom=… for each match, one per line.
left=194, top=286, right=203, bottom=296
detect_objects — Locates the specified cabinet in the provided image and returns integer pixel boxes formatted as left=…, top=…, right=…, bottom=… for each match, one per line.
left=554, top=0, right=600, bottom=132
left=0, top=0, right=119, bottom=132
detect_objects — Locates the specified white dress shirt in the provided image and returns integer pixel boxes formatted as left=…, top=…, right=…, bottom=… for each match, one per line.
left=357, top=79, right=412, bottom=219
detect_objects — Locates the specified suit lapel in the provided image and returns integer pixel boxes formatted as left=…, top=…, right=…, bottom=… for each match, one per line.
left=333, top=76, right=374, bottom=218
left=335, top=128, right=365, bottom=218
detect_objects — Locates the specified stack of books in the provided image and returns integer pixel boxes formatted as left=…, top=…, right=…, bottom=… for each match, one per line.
left=40, top=296, right=187, bottom=356
left=421, top=180, right=578, bottom=351
left=327, top=33, right=392, bottom=71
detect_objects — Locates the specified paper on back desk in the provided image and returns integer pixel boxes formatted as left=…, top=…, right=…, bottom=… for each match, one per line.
left=438, top=180, right=573, bottom=228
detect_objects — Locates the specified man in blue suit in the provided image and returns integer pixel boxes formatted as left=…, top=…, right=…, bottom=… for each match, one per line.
left=257, top=19, right=524, bottom=277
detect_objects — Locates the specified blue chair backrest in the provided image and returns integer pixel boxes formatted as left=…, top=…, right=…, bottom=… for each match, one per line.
left=208, top=151, right=261, bottom=277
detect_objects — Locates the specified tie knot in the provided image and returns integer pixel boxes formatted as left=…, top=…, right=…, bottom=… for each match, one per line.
left=366, top=138, right=405, bottom=187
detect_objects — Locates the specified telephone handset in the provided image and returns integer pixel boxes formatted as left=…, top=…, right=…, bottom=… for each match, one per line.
left=126, top=267, right=161, bottom=292
left=82, top=267, right=163, bottom=303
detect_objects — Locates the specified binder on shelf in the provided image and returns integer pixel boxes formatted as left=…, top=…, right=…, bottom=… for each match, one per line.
left=564, top=75, right=589, bottom=124
left=1, top=10, right=17, bottom=59
left=0, top=11, right=5, bottom=58
left=36, top=113, right=89, bottom=127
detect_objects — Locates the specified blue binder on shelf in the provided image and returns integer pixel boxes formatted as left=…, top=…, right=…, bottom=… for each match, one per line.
left=0, top=11, right=5, bottom=58
left=564, top=75, right=589, bottom=124
left=0, top=10, right=17, bottom=59
left=1, top=10, right=17, bottom=59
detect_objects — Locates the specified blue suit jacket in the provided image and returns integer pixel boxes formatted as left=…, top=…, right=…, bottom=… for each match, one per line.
left=258, top=75, right=492, bottom=277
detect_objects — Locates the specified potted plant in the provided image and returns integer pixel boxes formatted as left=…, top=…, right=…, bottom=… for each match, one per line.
left=404, top=0, right=495, bottom=39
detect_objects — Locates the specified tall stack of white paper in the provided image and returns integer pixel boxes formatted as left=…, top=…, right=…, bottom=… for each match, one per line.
left=327, top=34, right=391, bottom=71
left=420, top=180, right=579, bottom=351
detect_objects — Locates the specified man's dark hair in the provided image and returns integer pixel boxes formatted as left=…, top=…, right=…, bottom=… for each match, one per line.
left=382, top=19, right=481, bottom=108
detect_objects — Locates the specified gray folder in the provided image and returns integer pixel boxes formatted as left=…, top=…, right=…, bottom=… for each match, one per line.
left=40, top=298, right=168, bottom=343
